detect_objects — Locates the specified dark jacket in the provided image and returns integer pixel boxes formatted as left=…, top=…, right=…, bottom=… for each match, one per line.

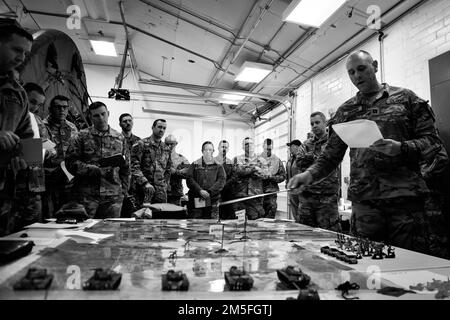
left=187, top=157, right=226, bottom=201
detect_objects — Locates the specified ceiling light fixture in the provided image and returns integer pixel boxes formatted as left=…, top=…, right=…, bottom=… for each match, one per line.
left=89, top=39, right=117, bottom=56
left=218, top=93, right=245, bottom=105
left=282, top=0, right=347, bottom=28
left=235, top=61, right=272, bottom=83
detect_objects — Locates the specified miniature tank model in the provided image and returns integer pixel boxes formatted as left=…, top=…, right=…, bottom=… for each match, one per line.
left=343, top=254, right=358, bottom=264
left=13, top=267, right=53, bottom=290
left=320, top=246, right=330, bottom=254
left=224, top=266, right=254, bottom=291
left=83, top=268, right=122, bottom=290
left=161, top=270, right=189, bottom=291
left=276, top=266, right=311, bottom=289
left=297, top=288, right=320, bottom=300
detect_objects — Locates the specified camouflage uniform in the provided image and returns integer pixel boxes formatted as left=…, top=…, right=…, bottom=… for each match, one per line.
left=214, top=155, right=236, bottom=219
left=123, top=133, right=141, bottom=154
left=186, top=158, right=225, bottom=219
left=259, top=153, right=285, bottom=218
left=0, top=72, right=34, bottom=236
left=286, top=153, right=301, bottom=222
left=296, top=134, right=341, bottom=231
left=167, top=152, right=190, bottom=206
left=233, top=154, right=266, bottom=220
left=43, top=116, right=78, bottom=217
left=307, top=84, right=443, bottom=253
left=131, top=135, right=172, bottom=204
left=421, top=144, right=449, bottom=259
left=120, top=132, right=141, bottom=217
left=65, top=126, right=130, bottom=218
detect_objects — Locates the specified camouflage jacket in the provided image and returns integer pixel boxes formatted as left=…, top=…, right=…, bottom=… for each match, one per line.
left=297, top=134, right=339, bottom=195
left=33, top=113, right=51, bottom=141
left=168, top=152, right=190, bottom=197
left=0, top=73, right=34, bottom=194
left=259, top=153, right=286, bottom=192
left=131, top=135, right=172, bottom=188
left=43, top=116, right=78, bottom=168
left=186, top=157, right=226, bottom=200
left=286, top=153, right=301, bottom=181
left=233, top=154, right=266, bottom=197
left=65, top=126, right=130, bottom=197
left=123, top=132, right=141, bottom=154
left=307, top=84, right=442, bottom=201
left=214, top=155, right=235, bottom=191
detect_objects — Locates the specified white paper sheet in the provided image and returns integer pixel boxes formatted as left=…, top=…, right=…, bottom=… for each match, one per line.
left=332, top=119, right=383, bottom=148
left=55, top=230, right=113, bottom=244
left=60, top=160, right=74, bottom=182
left=382, top=270, right=449, bottom=291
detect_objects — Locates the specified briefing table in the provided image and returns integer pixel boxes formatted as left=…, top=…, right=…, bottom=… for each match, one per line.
left=1, top=218, right=450, bottom=300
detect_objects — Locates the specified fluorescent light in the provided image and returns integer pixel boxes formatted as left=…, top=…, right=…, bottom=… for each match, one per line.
left=235, top=62, right=272, bottom=83
left=222, top=94, right=244, bottom=101
left=282, top=0, right=347, bottom=28
left=90, top=39, right=117, bottom=56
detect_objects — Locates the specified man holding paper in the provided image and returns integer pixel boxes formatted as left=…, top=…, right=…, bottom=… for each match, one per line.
left=288, top=50, right=444, bottom=254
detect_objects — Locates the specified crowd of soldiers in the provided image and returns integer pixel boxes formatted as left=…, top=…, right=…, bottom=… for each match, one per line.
left=1, top=19, right=449, bottom=259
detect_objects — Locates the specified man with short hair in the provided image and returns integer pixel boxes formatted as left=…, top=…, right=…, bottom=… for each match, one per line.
left=43, top=95, right=78, bottom=217
left=165, top=134, right=189, bottom=206
left=65, top=101, right=130, bottom=218
left=119, top=113, right=140, bottom=153
left=233, top=137, right=266, bottom=220
left=0, top=19, right=34, bottom=235
left=131, top=119, right=172, bottom=204
left=214, top=140, right=236, bottom=219
left=296, top=111, right=341, bottom=231
left=119, top=113, right=141, bottom=216
left=288, top=50, right=445, bottom=253
left=286, top=139, right=302, bottom=222
left=260, top=138, right=285, bottom=218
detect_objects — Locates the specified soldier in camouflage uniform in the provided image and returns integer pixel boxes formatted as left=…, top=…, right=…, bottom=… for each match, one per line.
left=165, top=134, right=189, bottom=206
left=296, top=112, right=341, bottom=231
left=119, top=113, right=141, bottom=216
left=286, top=139, right=302, bottom=222
left=131, top=119, right=172, bottom=205
left=233, top=137, right=266, bottom=220
left=288, top=50, right=444, bottom=254
left=0, top=19, right=34, bottom=236
left=43, top=95, right=78, bottom=217
left=214, top=140, right=236, bottom=220
left=13, top=83, right=55, bottom=226
left=260, top=138, right=285, bottom=218
left=421, top=144, right=449, bottom=259
left=65, top=102, right=130, bottom=218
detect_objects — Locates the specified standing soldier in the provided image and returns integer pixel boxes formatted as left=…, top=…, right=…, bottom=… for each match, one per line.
left=43, top=95, right=78, bottom=217
left=260, top=138, right=285, bottom=218
left=119, top=113, right=140, bottom=216
left=296, top=111, right=341, bottom=231
left=289, top=50, right=444, bottom=254
left=214, top=140, right=236, bottom=219
left=65, top=102, right=130, bottom=218
left=0, top=19, right=34, bottom=236
left=131, top=119, right=172, bottom=205
left=286, top=139, right=302, bottom=222
left=165, top=134, right=190, bottom=206
left=233, top=137, right=266, bottom=220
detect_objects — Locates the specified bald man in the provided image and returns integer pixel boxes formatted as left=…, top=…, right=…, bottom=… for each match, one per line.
left=288, top=50, right=445, bottom=254
left=165, top=134, right=189, bottom=206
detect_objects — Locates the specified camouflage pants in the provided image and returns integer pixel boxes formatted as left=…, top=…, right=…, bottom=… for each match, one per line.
left=350, top=196, right=430, bottom=254
left=14, top=190, right=42, bottom=227
left=262, top=194, right=277, bottom=219
left=234, top=198, right=264, bottom=220
left=136, top=184, right=167, bottom=206
left=289, top=193, right=300, bottom=222
left=299, top=193, right=341, bottom=232
left=188, top=201, right=219, bottom=219
left=0, top=198, right=13, bottom=236
left=424, top=194, right=449, bottom=259
left=79, top=193, right=124, bottom=219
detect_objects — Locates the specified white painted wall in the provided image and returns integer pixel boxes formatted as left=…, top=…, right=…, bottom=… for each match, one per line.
left=83, top=64, right=253, bottom=162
